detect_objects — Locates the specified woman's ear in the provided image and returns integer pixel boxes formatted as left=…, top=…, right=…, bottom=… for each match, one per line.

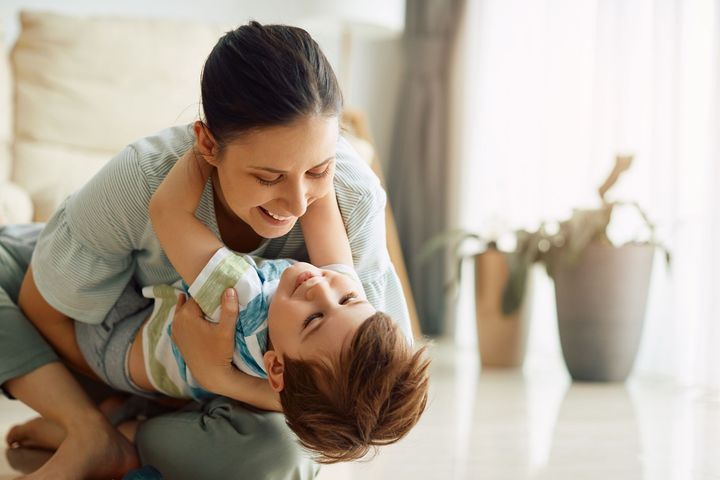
left=263, top=350, right=285, bottom=392
left=193, top=121, right=221, bottom=167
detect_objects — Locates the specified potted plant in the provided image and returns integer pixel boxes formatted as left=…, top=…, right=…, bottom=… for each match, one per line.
left=423, top=156, right=669, bottom=376
left=539, top=155, right=671, bottom=381
left=420, top=224, right=542, bottom=368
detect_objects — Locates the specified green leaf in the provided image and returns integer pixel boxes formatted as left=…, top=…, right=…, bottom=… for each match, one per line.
left=501, top=251, right=530, bottom=315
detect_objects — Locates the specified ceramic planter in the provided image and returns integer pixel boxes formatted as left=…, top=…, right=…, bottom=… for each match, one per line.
left=474, top=250, right=532, bottom=368
left=553, top=243, right=654, bottom=381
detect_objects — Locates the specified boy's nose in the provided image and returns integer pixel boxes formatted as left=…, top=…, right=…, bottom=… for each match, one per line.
left=305, top=278, right=332, bottom=300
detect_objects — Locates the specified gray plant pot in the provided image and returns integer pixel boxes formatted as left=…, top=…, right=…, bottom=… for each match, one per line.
left=554, top=243, right=654, bottom=381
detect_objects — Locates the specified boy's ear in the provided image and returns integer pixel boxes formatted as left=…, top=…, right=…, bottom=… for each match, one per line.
left=263, top=350, right=285, bottom=392
left=193, top=120, right=221, bottom=167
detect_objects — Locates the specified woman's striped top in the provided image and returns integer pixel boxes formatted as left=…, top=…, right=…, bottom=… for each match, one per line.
left=30, top=124, right=412, bottom=342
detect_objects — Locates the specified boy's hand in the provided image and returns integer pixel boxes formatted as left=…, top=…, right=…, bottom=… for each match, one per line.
left=300, top=183, right=353, bottom=267
left=300, top=185, right=334, bottom=221
left=188, top=144, right=215, bottom=183
left=170, top=288, right=239, bottom=392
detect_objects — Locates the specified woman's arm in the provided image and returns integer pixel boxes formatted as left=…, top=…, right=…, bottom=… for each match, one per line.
left=300, top=184, right=353, bottom=267
left=212, top=366, right=282, bottom=412
left=149, top=146, right=223, bottom=285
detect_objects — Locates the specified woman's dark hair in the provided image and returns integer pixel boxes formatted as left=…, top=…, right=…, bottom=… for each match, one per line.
left=200, top=21, right=343, bottom=148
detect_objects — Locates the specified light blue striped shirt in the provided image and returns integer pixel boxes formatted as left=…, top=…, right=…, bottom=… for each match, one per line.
left=141, top=248, right=293, bottom=400
left=141, top=248, right=362, bottom=400
left=30, top=124, right=412, bottom=342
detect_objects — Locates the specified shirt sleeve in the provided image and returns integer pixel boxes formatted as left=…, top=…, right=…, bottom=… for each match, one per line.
left=335, top=138, right=413, bottom=344
left=187, top=247, right=260, bottom=323
left=31, top=146, right=152, bottom=324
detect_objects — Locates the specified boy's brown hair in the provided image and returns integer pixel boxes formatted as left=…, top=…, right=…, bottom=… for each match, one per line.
left=280, top=312, right=430, bottom=464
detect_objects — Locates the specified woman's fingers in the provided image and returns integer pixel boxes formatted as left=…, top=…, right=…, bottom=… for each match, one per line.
left=219, top=288, right=239, bottom=338
left=169, top=290, right=237, bottom=392
left=171, top=294, right=201, bottom=338
left=180, top=295, right=203, bottom=318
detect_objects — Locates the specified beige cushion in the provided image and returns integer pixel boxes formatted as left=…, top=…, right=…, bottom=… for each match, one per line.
left=0, top=181, right=34, bottom=225
left=10, top=10, right=228, bottom=220
left=0, top=20, right=12, bottom=182
left=12, top=140, right=110, bottom=220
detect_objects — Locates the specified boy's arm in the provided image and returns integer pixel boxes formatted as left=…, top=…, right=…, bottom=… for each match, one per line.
left=301, top=185, right=353, bottom=267
left=149, top=146, right=223, bottom=285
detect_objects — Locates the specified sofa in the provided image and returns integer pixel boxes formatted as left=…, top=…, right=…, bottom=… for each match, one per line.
left=0, top=10, right=421, bottom=336
left=0, top=10, right=230, bottom=222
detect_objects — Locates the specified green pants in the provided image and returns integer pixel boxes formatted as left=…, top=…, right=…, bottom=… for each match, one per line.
left=0, top=225, right=318, bottom=480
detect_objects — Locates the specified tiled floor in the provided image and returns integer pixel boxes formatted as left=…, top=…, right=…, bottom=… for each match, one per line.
left=2, top=342, right=718, bottom=479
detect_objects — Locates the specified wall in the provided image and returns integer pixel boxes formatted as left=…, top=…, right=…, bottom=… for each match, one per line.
left=0, top=0, right=404, bottom=164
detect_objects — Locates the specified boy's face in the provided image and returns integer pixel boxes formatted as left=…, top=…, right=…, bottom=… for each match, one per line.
left=264, top=262, right=375, bottom=390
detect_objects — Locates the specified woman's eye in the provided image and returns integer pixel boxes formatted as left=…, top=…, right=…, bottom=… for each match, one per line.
left=307, top=165, right=331, bottom=178
left=256, top=175, right=283, bottom=186
left=340, top=293, right=357, bottom=305
left=303, top=313, right=322, bottom=329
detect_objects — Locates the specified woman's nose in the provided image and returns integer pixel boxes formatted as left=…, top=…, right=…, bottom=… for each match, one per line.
left=284, top=181, right=308, bottom=217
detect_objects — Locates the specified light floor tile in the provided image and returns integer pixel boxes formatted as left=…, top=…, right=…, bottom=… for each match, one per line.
left=2, top=341, right=718, bottom=479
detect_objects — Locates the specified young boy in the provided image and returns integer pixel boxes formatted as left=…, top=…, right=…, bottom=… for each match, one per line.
left=68, top=145, right=430, bottom=463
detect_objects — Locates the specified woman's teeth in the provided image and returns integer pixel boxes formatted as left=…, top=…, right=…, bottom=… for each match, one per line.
left=263, top=208, right=290, bottom=221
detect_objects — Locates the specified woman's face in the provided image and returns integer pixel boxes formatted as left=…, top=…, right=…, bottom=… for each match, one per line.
left=204, top=115, right=339, bottom=239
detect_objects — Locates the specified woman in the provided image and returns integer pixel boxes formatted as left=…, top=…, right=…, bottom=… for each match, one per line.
left=0, top=21, right=411, bottom=480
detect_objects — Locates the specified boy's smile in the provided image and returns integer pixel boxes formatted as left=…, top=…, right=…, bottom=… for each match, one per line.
left=293, top=268, right=322, bottom=294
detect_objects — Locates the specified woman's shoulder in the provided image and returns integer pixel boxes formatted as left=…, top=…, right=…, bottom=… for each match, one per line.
left=333, top=135, right=386, bottom=216
left=56, top=123, right=197, bottom=251
left=127, top=123, right=195, bottom=185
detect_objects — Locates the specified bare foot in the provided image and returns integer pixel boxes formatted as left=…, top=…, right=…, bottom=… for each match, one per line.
left=5, top=395, right=129, bottom=451
left=98, top=395, right=128, bottom=418
left=17, top=412, right=139, bottom=480
left=6, top=417, right=65, bottom=451
left=4, top=446, right=52, bottom=475
left=117, top=420, right=141, bottom=443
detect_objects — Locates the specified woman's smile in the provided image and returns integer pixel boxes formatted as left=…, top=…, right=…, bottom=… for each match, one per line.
left=258, top=206, right=293, bottom=225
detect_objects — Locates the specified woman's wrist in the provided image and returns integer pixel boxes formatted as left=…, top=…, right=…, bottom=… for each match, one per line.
left=212, top=367, right=282, bottom=412
left=192, top=363, right=235, bottom=394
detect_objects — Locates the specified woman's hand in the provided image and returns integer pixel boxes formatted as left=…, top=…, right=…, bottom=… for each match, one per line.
left=170, top=288, right=282, bottom=411
left=170, top=288, right=239, bottom=392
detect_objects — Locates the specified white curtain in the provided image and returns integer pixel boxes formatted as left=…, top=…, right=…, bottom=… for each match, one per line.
left=449, top=0, right=720, bottom=389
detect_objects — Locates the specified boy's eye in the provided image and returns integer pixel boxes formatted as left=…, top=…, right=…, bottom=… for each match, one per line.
left=340, top=293, right=357, bottom=305
left=303, top=313, right=322, bottom=329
